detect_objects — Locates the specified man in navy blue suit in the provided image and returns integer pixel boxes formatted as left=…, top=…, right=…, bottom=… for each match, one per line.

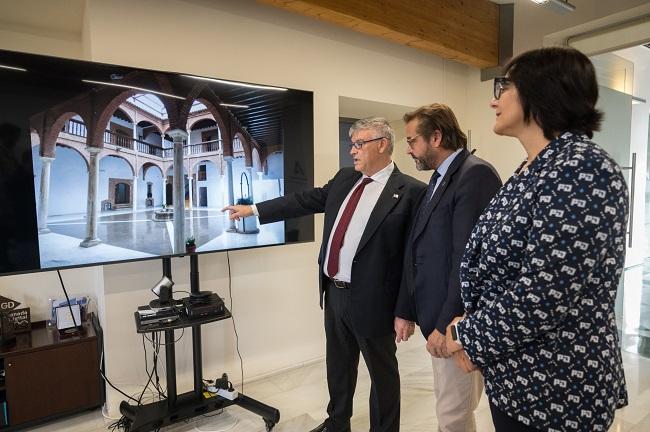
left=394, top=104, right=501, bottom=432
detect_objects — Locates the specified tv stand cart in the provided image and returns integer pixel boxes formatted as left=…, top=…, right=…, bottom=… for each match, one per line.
left=119, top=255, right=280, bottom=431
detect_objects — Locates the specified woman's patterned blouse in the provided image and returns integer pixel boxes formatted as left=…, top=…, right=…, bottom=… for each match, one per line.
left=458, top=132, right=629, bottom=431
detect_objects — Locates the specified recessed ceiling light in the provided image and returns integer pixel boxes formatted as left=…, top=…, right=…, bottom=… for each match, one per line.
left=529, top=0, right=575, bottom=13
left=82, top=80, right=185, bottom=100
left=220, top=103, right=249, bottom=109
left=0, top=64, right=27, bottom=72
left=183, top=74, right=288, bottom=92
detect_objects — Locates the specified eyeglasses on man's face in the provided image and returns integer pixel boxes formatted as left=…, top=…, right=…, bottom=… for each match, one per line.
left=348, top=136, right=386, bottom=150
left=405, top=134, right=421, bottom=148
left=493, top=76, right=511, bottom=100
left=406, top=130, right=441, bottom=148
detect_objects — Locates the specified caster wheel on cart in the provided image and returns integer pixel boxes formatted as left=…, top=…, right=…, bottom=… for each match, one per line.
left=264, top=418, right=276, bottom=431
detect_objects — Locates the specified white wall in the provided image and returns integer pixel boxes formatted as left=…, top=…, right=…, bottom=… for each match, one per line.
left=464, top=70, right=523, bottom=180
left=194, top=161, right=221, bottom=207
left=266, top=152, right=283, bottom=180
left=0, top=0, right=476, bottom=417
left=510, top=0, right=650, bottom=54
left=139, top=165, right=164, bottom=209
left=0, top=266, right=102, bottom=321
left=98, top=155, right=134, bottom=203
left=0, top=26, right=83, bottom=59
left=33, top=145, right=90, bottom=216
left=5, top=0, right=645, bottom=419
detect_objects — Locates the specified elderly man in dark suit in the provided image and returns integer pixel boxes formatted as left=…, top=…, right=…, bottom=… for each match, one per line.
left=394, top=104, right=501, bottom=432
left=224, top=117, right=425, bottom=432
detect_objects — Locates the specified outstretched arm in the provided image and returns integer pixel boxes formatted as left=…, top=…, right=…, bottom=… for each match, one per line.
left=222, top=205, right=253, bottom=221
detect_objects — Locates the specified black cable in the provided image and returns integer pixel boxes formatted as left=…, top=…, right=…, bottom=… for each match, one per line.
left=226, top=251, right=245, bottom=394
left=150, top=332, right=162, bottom=399
left=57, top=272, right=137, bottom=424
left=97, top=331, right=139, bottom=406
left=137, top=329, right=178, bottom=406
left=138, top=334, right=150, bottom=404
left=56, top=270, right=79, bottom=329
left=108, top=416, right=130, bottom=431
left=143, top=328, right=185, bottom=345
left=137, top=334, right=157, bottom=405
left=100, top=368, right=139, bottom=404
left=101, top=331, right=169, bottom=410
left=151, top=332, right=166, bottom=399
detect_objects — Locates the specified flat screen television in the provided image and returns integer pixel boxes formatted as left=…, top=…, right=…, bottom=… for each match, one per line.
left=0, top=49, right=314, bottom=277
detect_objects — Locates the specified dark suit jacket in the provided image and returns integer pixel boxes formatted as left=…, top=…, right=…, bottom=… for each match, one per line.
left=256, top=165, right=426, bottom=337
left=395, top=149, right=502, bottom=338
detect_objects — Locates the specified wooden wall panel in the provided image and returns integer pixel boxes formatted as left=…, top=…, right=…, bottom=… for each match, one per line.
left=257, top=0, right=499, bottom=68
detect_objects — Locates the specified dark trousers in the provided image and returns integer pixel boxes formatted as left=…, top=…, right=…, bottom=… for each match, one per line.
left=323, top=282, right=400, bottom=432
left=489, top=401, right=541, bottom=432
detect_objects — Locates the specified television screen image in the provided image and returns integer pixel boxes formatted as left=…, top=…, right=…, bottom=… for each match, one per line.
left=0, top=50, right=314, bottom=276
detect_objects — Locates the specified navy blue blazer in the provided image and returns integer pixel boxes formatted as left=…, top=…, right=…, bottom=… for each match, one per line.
left=395, top=149, right=501, bottom=337
left=256, top=165, right=425, bottom=337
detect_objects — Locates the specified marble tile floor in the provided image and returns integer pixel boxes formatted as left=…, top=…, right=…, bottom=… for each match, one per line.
left=23, top=339, right=650, bottom=432
left=38, top=209, right=285, bottom=269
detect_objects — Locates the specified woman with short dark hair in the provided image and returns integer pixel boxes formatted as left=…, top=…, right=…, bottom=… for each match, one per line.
left=446, top=47, right=629, bottom=431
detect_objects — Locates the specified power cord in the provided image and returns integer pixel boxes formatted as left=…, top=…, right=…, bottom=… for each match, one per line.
left=99, top=348, right=139, bottom=404
left=57, top=270, right=135, bottom=409
left=109, top=252, right=245, bottom=430
left=144, top=328, right=185, bottom=345
left=149, top=332, right=167, bottom=399
left=108, top=416, right=130, bottom=431
left=193, top=251, right=245, bottom=428
left=226, top=251, right=244, bottom=394
left=137, top=334, right=163, bottom=405
left=58, top=270, right=144, bottom=410
left=109, top=330, right=178, bottom=430
left=56, top=269, right=79, bottom=329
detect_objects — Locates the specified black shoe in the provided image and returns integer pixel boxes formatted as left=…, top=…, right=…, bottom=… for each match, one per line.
left=309, top=421, right=351, bottom=432
left=309, top=422, right=328, bottom=432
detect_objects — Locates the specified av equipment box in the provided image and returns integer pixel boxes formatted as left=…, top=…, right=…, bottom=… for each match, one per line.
left=185, top=294, right=225, bottom=319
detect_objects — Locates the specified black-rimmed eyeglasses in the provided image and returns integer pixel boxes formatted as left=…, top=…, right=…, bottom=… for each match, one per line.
left=493, top=76, right=511, bottom=100
left=349, top=136, right=386, bottom=150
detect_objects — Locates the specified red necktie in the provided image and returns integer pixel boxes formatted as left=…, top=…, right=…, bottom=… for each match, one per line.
left=327, top=177, right=373, bottom=278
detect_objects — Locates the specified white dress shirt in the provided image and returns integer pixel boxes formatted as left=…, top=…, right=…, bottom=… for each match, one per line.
left=324, top=161, right=395, bottom=282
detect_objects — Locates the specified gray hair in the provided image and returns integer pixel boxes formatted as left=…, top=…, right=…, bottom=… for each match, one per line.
left=349, top=117, right=394, bottom=154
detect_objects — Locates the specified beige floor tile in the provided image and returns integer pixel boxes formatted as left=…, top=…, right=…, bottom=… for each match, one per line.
left=17, top=342, right=650, bottom=432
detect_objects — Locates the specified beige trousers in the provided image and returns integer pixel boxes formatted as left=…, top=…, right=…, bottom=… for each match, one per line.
left=431, top=356, right=484, bottom=432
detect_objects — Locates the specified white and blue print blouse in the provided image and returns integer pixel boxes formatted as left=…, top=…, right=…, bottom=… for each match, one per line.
left=457, top=132, right=629, bottom=431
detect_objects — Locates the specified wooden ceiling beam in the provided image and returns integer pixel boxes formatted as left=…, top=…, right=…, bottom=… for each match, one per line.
left=257, top=0, right=499, bottom=68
